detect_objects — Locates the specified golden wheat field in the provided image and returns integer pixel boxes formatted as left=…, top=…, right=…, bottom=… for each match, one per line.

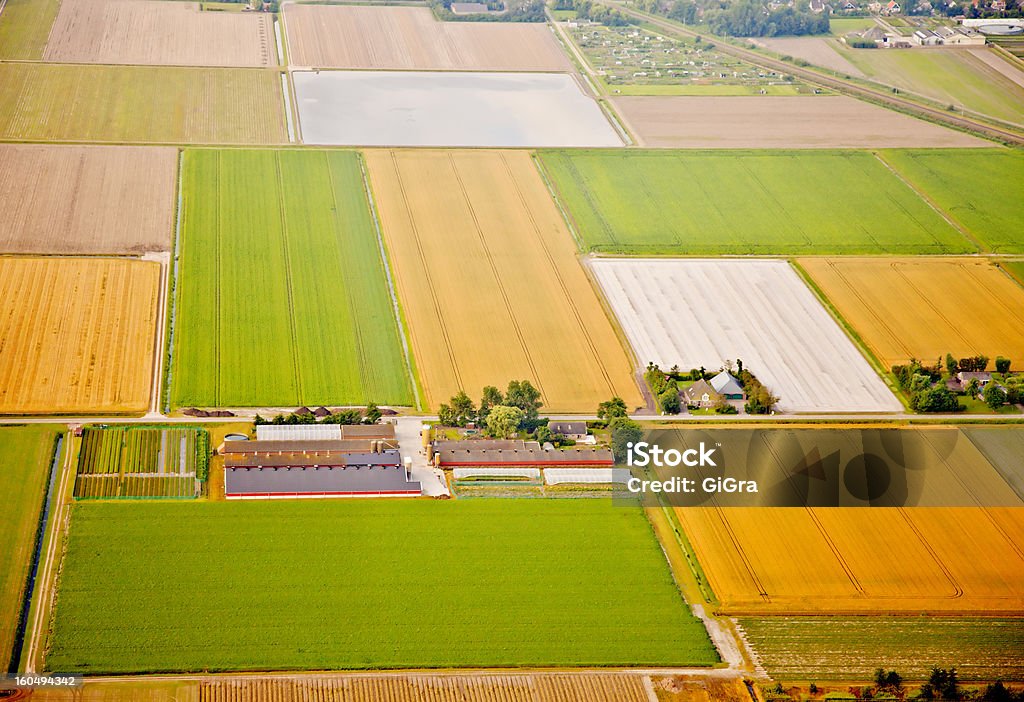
left=364, top=149, right=643, bottom=413
left=677, top=506, right=1024, bottom=614
left=799, top=258, right=1024, bottom=369
left=0, top=144, right=176, bottom=254
left=0, top=257, right=159, bottom=415
left=44, top=0, right=275, bottom=66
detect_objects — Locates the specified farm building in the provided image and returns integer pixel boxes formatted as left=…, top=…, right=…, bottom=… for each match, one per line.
left=710, top=371, right=745, bottom=400
left=547, top=421, right=589, bottom=440
left=224, top=449, right=420, bottom=499
left=222, top=427, right=417, bottom=498
left=220, top=438, right=398, bottom=454
left=433, top=440, right=614, bottom=467
left=255, top=423, right=396, bottom=441
left=684, top=380, right=722, bottom=409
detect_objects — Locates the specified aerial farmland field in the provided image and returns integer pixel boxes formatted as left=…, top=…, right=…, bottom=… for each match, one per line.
left=1004, top=261, right=1024, bottom=286
left=169, top=149, right=413, bottom=409
left=46, top=499, right=717, bottom=673
left=739, top=617, right=1024, bottom=682
left=835, top=45, right=1024, bottom=126
left=0, top=64, right=285, bottom=144
left=363, top=149, right=643, bottom=414
left=677, top=506, right=1024, bottom=613
left=0, top=257, right=160, bottom=415
left=293, top=71, right=621, bottom=147
left=0, top=425, right=61, bottom=672
left=610, top=96, right=985, bottom=148
left=539, top=150, right=972, bottom=255
left=881, top=149, right=1024, bottom=253
left=44, top=0, right=276, bottom=67
left=799, top=258, right=1024, bottom=369
left=0, top=0, right=60, bottom=59
left=590, top=259, right=900, bottom=412
left=0, top=145, right=177, bottom=254
left=964, top=426, right=1024, bottom=499
left=284, top=5, right=570, bottom=71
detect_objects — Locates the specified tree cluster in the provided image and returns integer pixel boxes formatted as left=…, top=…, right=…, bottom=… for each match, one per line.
left=920, top=667, right=961, bottom=700
left=705, top=0, right=830, bottom=37
left=736, top=365, right=778, bottom=414
left=432, top=0, right=546, bottom=21
left=645, top=362, right=683, bottom=414
left=437, top=380, right=545, bottom=434
left=555, top=0, right=636, bottom=24
left=892, top=358, right=960, bottom=413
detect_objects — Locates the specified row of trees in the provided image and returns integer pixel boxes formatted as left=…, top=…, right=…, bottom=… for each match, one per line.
left=433, top=0, right=546, bottom=21
left=803, top=669, right=1023, bottom=701
left=254, top=404, right=381, bottom=426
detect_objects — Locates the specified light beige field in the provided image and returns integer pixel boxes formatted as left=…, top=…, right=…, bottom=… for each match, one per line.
left=0, top=257, right=160, bottom=415
left=678, top=507, right=1024, bottom=614
left=0, top=145, right=176, bottom=254
left=753, top=36, right=864, bottom=77
left=611, top=95, right=986, bottom=148
left=44, top=0, right=275, bottom=66
left=365, top=149, right=643, bottom=414
left=284, top=5, right=571, bottom=71
left=800, top=258, right=1024, bottom=369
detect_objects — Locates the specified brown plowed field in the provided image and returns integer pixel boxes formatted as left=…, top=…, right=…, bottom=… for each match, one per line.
left=0, top=257, right=160, bottom=415
left=0, top=145, right=176, bottom=254
left=677, top=507, right=1024, bottom=613
left=799, top=258, right=1024, bottom=369
left=198, top=674, right=650, bottom=701
left=364, top=149, right=643, bottom=413
left=284, top=5, right=570, bottom=71
left=44, top=0, right=275, bottom=66
left=611, top=95, right=986, bottom=148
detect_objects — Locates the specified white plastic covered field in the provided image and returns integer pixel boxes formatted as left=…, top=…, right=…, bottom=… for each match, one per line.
left=590, top=258, right=902, bottom=413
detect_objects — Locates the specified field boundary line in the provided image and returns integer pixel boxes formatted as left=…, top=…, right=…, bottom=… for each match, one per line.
left=530, top=153, right=588, bottom=252
left=357, top=152, right=422, bottom=411
left=872, top=151, right=984, bottom=253
left=958, top=259, right=1024, bottom=329
left=23, top=430, right=74, bottom=673
left=890, top=261, right=975, bottom=350
left=789, top=259, right=907, bottom=410
left=897, top=508, right=964, bottom=599
left=447, top=152, right=547, bottom=400
left=324, top=152, right=372, bottom=402
left=388, top=149, right=463, bottom=401
left=274, top=151, right=304, bottom=402
left=500, top=152, right=616, bottom=398
left=161, top=149, right=184, bottom=414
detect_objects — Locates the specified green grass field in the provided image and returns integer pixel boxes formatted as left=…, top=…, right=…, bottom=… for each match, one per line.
left=47, top=499, right=717, bottom=673
left=0, top=425, right=61, bottom=670
left=1003, top=261, right=1024, bottom=287
left=836, top=46, right=1024, bottom=126
left=0, top=0, right=60, bottom=59
left=881, top=149, right=1024, bottom=253
left=739, top=617, right=1024, bottom=682
left=539, top=150, right=974, bottom=255
left=828, top=17, right=878, bottom=35
left=170, top=149, right=413, bottom=408
left=0, top=64, right=285, bottom=143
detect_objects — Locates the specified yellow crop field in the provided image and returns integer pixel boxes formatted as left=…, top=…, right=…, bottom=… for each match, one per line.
left=0, top=257, right=160, bottom=415
left=676, top=507, right=1024, bottom=614
left=799, top=258, right=1024, bottom=369
left=364, top=150, right=642, bottom=413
